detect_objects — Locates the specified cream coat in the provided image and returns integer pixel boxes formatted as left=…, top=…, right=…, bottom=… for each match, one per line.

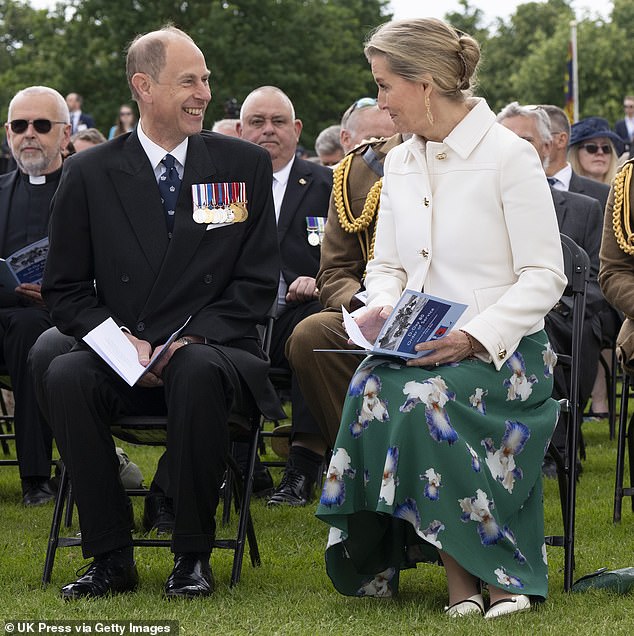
left=365, top=98, right=566, bottom=370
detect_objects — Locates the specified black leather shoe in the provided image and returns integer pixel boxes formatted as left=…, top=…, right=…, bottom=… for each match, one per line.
left=22, top=478, right=57, bottom=506
left=267, top=468, right=314, bottom=507
left=143, top=488, right=174, bottom=535
left=164, top=553, right=214, bottom=599
left=61, top=555, right=138, bottom=600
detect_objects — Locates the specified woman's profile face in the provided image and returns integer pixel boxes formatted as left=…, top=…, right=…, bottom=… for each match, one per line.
left=576, top=135, right=613, bottom=180
left=371, top=55, right=426, bottom=135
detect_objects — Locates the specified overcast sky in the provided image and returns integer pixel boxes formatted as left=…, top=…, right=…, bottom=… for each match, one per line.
left=389, top=0, right=611, bottom=24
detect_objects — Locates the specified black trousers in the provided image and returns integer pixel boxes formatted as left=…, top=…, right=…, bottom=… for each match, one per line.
left=40, top=343, right=247, bottom=558
left=0, top=305, right=53, bottom=479
left=270, top=300, right=322, bottom=438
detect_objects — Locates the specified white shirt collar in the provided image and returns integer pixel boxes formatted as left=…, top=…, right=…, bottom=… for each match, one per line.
left=273, top=156, right=295, bottom=187
left=551, top=163, right=572, bottom=190
left=136, top=119, right=188, bottom=179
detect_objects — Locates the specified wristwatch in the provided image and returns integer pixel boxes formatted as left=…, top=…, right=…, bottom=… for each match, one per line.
left=175, top=336, right=197, bottom=346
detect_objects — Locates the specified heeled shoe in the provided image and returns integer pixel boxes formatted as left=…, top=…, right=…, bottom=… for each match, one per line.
left=444, top=593, right=484, bottom=617
left=484, top=594, right=530, bottom=619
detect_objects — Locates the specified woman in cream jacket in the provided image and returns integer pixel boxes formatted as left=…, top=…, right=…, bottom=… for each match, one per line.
left=316, top=18, right=566, bottom=620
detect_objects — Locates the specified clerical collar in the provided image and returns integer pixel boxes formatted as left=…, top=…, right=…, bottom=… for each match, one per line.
left=21, top=166, right=63, bottom=185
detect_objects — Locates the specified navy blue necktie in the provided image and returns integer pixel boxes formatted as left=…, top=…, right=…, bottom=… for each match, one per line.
left=547, top=177, right=557, bottom=186
left=159, top=154, right=181, bottom=234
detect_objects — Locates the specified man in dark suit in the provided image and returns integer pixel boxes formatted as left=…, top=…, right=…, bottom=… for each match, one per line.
left=614, top=95, right=634, bottom=157
left=499, top=102, right=605, bottom=471
left=237, top=86, right=332, bottom=506
left=0, top=86, right=71, bottom=505
left=540, top=104, right=610, bottom=211
left=65, top=92, right=96, bottom=134
left=35, top=26, right=280, bottom=599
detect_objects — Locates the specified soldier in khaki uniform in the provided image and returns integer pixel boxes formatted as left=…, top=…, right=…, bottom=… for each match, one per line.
left=286, top=132, right=403, bottom=446
left=599, top=159, right=634, bottom=370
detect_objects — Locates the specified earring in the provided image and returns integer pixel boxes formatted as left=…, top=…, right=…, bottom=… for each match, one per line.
left=425, top=94, right=434, bottom=126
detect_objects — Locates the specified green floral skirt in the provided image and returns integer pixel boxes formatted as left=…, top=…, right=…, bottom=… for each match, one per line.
left=316, top=330, right=558, bottom=600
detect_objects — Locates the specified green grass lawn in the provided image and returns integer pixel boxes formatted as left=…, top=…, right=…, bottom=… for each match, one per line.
left=1, top=417, right=633, bottom=635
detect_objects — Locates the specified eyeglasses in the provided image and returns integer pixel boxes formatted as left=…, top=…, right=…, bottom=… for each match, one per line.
left=8, top=119, right=68, bottom=134
left=341, top=97, right=378, bottom=126
left=579, top=143, right=612, bottom=155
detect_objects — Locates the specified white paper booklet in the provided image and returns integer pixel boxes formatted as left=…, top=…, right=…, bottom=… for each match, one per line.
left=83, top=316, right=192, bottom=386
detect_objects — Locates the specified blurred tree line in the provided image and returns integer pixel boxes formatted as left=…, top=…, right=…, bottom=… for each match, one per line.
left=0, top=0, right=632, bottom=151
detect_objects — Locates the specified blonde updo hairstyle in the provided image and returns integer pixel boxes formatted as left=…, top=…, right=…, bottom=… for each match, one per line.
left=364, top=18, right=480, bottom=101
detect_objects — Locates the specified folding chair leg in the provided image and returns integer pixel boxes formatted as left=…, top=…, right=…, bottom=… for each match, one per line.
left=609, top=345, right=618, bottom=440
left=614, top=374, right=630, bottom=523
left=229, top=426, right=261, bottom=587
left=42, top=463, right=70, bottom=586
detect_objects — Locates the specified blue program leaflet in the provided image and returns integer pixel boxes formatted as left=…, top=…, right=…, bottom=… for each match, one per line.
left=0, top=236, right=49, bottom=291
left=333, top=289, right=468, bottom=360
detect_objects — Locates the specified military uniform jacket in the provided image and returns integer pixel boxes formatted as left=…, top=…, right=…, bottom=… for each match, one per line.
left=600, top=159, right=634, bottom=370
left=317, top=134, right=402, bottom=311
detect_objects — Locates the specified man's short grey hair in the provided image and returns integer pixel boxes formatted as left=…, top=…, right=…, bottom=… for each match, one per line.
left=538, top=104, right=571, bottom=137
left=496, top=101, right=552, bottom=143
left=8, top=86, right=70, bottom=123
left=239, top=86, right=296, bottom=121
left=315, top=124, right=342, bottom=157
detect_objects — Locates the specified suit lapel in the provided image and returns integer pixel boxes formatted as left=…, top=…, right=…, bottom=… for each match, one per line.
left=0, top=171, right=19, bottom=255
left=277, top=159, right=312, bottom=242
left=551, top=187, right=568, bottom=230
left=110, top=133, right=169, bottom=275
left=140, top=134, right=218, bottom=315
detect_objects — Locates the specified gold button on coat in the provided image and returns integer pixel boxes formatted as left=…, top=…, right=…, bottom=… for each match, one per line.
left=436, top=152, right=447, bottom=160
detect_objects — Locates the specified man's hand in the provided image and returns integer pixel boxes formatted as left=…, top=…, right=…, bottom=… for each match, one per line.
left=15, top=283, right=45, bottom=307
left=353, top=305, right=393, bottom=344
left=124, top=333, right=163, bottom=387
left=286, top=276, right=319, bottom=303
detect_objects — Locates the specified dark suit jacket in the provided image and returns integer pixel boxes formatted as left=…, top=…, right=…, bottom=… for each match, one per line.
left=0, top=169, right=19, bottom=252
left=75, top=112, right=96, bottom=131
left=42, top=130, right=282, bottom=415
left=568, top=171, right=610, bottom=213
left=278, top=157, right=332, bottom=287
left=615, top=120, right=633, bottom=156
left=550, top=186, right=605, bottom=315
left=0, top=170, right=21, bottom=306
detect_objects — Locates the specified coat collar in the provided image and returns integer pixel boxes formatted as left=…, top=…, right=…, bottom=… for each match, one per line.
left=403, top=97, right=497, bottom=161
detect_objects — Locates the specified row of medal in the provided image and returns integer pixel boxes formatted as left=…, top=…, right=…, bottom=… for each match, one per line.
left=191, top=182, right=249, bottom=224
left=306, top=216, right=326, bottom=246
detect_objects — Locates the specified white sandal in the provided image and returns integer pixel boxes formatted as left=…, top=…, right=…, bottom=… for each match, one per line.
left=444, top=593, right=484, bottom=617
left=484, top=594, right=531, bottom=619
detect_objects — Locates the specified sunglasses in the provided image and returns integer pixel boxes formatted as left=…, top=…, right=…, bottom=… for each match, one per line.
left=342, top=97, right=378, bottom=126
left=8, top=119, right=68, bottom=134
left=579, top=143, right=612, bottom=155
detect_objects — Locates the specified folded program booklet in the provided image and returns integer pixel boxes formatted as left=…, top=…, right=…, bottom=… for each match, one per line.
left=0, top=236, right=49, bottom=292
left=317, top=289, right=467, bottom=360
left=83, top=316, right=192, bottom=386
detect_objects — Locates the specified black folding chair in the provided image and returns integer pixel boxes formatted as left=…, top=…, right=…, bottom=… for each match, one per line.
left=42, top=317, right=283, bottom=589
left=544, top=233, right=590, bottom=592
left=613, top=370, right=634, bottom=523
left=42, top=407, right=264, bottom=588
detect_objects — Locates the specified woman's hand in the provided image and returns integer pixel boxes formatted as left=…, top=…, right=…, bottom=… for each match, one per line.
left=406, top=329, right=480, bottom=367
left=352, top=305, right=393, bottom=344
